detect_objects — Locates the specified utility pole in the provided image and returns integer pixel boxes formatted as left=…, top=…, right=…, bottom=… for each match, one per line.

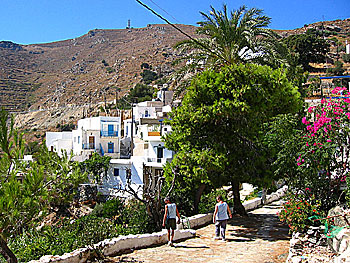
left=130, top=104, right=134, bottom=157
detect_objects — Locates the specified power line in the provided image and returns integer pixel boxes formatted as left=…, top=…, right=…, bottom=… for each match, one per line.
left=147, top=0, right=180, bottom=23
left=135, top=0, right=229, bottom=64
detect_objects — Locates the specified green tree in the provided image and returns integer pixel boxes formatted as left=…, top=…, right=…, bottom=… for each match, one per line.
left=164, top=64, right=302, bottom=215
left=327, top=61, right=345, bottom=76
left=172, top=5, right=290, bottom=95
left=0, top=109, right=86, bottom=262
left=128, top=83, right=155, bottom=103
left=175, top=6, right=282, bottom=71
left=283, top=31, right=330, bottom=71
left=78, top=152, right=111, bottom=184
left=140, top=69, right=158, bottom=84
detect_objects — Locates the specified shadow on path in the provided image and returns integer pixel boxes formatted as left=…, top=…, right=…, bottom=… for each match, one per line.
left=227, top=202, right=290, bottom=242
left=174, top=244, right=209, bottom=249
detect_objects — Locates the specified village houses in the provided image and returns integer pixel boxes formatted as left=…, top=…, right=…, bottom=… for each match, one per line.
left=46, top=89, right=174, bottom=196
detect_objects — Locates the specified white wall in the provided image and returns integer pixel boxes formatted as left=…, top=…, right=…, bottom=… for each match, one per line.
left=100, top=159, right=144, bottom=196
left=46, top=132, right=72, bottom=156
left=133, top=105, right=157, bottom=122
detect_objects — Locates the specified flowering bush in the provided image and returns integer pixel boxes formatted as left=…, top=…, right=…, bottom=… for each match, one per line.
left=296, top=87, right=350, bottom=210
left=278, top=191, right=324, bottom=233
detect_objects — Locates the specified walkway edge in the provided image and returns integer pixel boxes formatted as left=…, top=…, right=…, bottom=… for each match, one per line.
left=28, top=186, right=288, bottom=263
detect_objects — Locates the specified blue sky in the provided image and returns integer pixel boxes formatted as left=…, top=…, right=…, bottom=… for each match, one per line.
left=0, top=0, right=349, bottom=45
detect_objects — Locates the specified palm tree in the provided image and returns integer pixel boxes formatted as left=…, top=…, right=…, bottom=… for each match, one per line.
left=173, top=5, right=285, bottom=80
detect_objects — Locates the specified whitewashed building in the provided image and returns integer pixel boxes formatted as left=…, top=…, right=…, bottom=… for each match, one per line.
left=45, top=99, right=175, bottom=197
left=72, top=116, right=122, bottom=161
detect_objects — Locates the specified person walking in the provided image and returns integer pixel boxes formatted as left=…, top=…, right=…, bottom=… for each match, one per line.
left=213, top=195, right=232, bottom=241
left=162, top=197, right=180, bottom=246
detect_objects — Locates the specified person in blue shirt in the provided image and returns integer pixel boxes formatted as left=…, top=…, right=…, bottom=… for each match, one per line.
left=162, top=196, right=181, bottom=246
left=213, top=195, right=232, bottom=241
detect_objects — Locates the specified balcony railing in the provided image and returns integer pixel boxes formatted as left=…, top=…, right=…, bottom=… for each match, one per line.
left=100, top=131, right=119, bottom=137
left=82, top=143, right=95, bottom=150
left=148, top=131, right=160, bottom=136
left=147, top=157, right=171, bottom=163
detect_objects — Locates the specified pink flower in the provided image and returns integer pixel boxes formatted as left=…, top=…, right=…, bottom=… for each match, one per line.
left=327, top=139, right=332, bottom=142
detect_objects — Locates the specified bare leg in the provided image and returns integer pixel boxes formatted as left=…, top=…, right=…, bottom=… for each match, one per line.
left=170, top=229, right=175, bottom=242
left=167, top=229, right=170, bottom=241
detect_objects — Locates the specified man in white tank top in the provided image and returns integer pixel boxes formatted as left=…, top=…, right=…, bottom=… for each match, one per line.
left=213, top=195, right=232, bottom=241
left=162, top=197, right=181, bottom=246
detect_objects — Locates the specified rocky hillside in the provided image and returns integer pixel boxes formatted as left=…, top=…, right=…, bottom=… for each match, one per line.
left=0, top=24, right=196, bottom=112
left=2, top=19, right=350, bottom=139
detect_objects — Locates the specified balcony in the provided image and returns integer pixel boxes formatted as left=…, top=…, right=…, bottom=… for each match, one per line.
left=146, top=157, right=172, bottom=164
left=101, top=131, right=119, bottom=137
left=148, top=131, right=160, bottom=136
left=82, top=143, right=95, bottom=150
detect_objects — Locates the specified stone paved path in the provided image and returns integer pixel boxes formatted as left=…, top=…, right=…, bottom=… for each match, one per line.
left=109, top=201, right=290, bottom=263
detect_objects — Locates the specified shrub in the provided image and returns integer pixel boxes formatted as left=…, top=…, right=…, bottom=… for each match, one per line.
left=7, top=216, right=122, bottom=262
left=140, top=69, right=158, bottom=84
left=343, top=54, right=350, bottom=63
left=278, top=191, right=324, bottom=233
left=141, top=62, right=150, bottom=69
left=106, top=67, right=115, bottom=74
left=124, top=199, right=157, bottom=234
left=91, top=198, right=126, bottom=223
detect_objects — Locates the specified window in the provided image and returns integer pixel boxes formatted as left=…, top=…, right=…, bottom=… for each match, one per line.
left=74, top=137, right=76, bottom=142
left=108, top=142, right=114, bottom=153
left=156, top=144, right=164, bottom=163
left=145, top=110, right=149, bottom=117
left=78, top=136, right=80, bottom=144
left=114, top=168, right=119, bottom=177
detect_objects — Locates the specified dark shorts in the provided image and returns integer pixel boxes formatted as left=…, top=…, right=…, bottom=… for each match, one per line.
left=165, top=218, right=176, bottom=230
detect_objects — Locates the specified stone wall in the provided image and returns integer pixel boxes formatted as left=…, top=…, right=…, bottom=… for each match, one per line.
left=287, top=206, right=350, bottom=263
left=29, top=186, right=288, bottom=263
left=327, top=206, right=350, bottom=262
left=329, top=228, right=350, bottom=262
left=29, top=230, right=195, bottom=263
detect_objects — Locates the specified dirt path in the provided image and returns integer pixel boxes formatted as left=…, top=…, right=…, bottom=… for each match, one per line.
left=108, top=200, right=290, bottom=263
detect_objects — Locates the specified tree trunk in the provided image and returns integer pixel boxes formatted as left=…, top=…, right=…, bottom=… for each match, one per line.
left=232, top=180, right=247, bottom=216
left=193, top=184, right=206, bottom=214
left=0, top=235, right=17, bottom=263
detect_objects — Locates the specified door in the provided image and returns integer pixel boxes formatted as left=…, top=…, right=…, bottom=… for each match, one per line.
left=108, top=124, right=114, bottom=136
left=89, top=136, right=95, bottom=149
left=157, top=146, right=164, bottom=163
left=108, top=142, right=114, bottom=153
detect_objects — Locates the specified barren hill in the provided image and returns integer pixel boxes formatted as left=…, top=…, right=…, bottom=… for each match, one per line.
left=1, top=19, right=350, bottom=138
left=0, top=24, right=196, bottom=112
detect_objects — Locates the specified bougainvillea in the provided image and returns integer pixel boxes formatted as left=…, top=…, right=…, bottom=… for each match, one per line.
left=296, top=87, right=350, bottom=210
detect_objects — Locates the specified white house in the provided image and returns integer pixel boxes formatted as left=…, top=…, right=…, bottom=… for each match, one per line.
left=46, top=131, right=73, bottom=156
left=46, top=116, right=122, bottom=161
left=72, top=116, right=122, bottom=161
left=99, top=159, right=143, bottom=197
left=45, top=103, right=175, bottom=198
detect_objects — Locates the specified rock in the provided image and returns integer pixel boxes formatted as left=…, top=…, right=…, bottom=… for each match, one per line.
left=290, top=255, right=302, bottom=263
left=328, top=206, right=350, bottom=227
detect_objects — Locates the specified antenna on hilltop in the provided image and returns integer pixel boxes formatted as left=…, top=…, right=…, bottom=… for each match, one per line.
left=126, top=19, right=131, bottom=29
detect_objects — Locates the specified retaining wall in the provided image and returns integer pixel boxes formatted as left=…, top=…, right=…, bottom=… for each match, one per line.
left=329, top=228, right=350, bottom=262
left=29, top=186, right=288, bottom=263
